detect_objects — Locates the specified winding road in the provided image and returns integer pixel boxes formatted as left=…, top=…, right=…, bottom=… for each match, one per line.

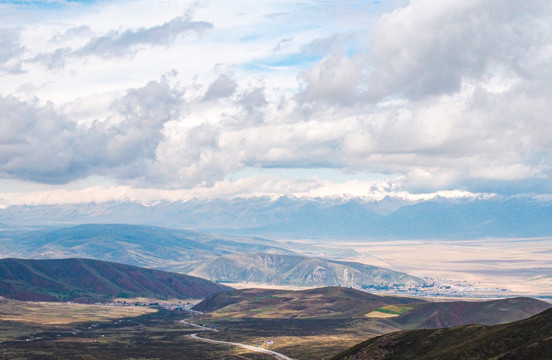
left=181, top=319, right=295, bottom=360
left=188, top=333, right=296, bottom=360
left=180, top=319, right=218, bottom=332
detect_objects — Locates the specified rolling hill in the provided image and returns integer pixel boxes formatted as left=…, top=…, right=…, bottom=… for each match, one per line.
left=193, top=287, right=425, bottom=319
left=189, top=253, right=425, bottom=288
left=193, top=286, right=551, bottom=327
left=330, top=307, right=552, bottom=360
left=395, top=297, right=552, bottom=329
left=0, top=258, right=232, bottom=302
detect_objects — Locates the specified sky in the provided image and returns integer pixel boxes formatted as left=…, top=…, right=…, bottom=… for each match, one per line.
left=1, top=0, right=551, bottom=206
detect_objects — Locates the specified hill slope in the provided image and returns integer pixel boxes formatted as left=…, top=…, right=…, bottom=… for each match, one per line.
left=0, top=224, right=292, bottom=273
left=395, top=297, right=552, bottom=329
left=193, top=287, right=550, bottom=326
left=193, top=287, right=425, bottom=319
left=331, top=307, right=552, bottom=360
left=189, top=253, right=424, bottom=288
left=0, top=258, right=232, bottom=302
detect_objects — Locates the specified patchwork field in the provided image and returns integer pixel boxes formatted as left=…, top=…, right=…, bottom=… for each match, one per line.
left=365, top=305, right=413, bottom=318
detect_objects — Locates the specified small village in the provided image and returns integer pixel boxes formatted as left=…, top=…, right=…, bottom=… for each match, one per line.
left=94, top=300, right=198, bottom=311
left=363, top=278, right=511, bottom=298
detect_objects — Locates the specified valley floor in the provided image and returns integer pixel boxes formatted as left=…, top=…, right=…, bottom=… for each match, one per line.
left=0, top=309, right=278, bottom=360
left=284, top=237, right=552, bottom=298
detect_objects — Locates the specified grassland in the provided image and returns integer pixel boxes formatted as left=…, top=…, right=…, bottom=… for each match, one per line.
left=0, top=288, right=403, bottom=359
left=0, top=304, right=276, bottom=360
left=190, top=287, right=551, bottom=359
left=194, top=316, right=398, bottom=360
left=194, top=287, right=424, bottom=319
left=2, top=289, right=549, bottom=360
left=190, top=287, right=422, bottom=359
left=0, top=297, right=156, bottom=326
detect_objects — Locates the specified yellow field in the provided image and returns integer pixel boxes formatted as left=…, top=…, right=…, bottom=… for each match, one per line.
left=364, top=311, right=399, bottom=318
left=112, top=297, right=198, bottom=304
left=0, top=297, right=156, bottom=325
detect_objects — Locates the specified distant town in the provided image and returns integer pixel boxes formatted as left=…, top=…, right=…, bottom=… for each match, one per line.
left=362, top=277, right=511, bottom=298
left=93, top=300, right=199, bottom=311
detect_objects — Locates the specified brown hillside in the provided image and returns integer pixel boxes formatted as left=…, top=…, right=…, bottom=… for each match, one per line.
left=0, top=258, right=232, bottom=302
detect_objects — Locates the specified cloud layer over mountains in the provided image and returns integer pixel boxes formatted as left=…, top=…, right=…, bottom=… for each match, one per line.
left=1, top=0, right=552, bottom=202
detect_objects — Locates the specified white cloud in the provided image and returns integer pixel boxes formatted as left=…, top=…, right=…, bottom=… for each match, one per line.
left=0, top=77, right=182, bottom=184
left=0, top=175, right=491, bottom=208
left=0, top=28, right=24, bottom=73
left=1, top=0, right=552, bottom=200
left=32, top=15, right=212, bottom=68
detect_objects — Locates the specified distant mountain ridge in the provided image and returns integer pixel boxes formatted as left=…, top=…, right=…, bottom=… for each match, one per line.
left=1, top=195, right=551, bottom=239
left=0, top=224, right=426, bottom=289
left=0, top=258, right=232, bottom=302
left=190, top=253, right=424, bottom=288
left=0, top=224, right=293, bottom=273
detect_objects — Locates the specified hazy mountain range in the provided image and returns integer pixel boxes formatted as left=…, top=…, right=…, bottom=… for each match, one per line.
left=0, top=224, right=292, bottom=273
left=1, top=195, right=551, bottom=239
left=190, top=253, right=424, bottom=287
left=0, top=224, right=419, bottom=289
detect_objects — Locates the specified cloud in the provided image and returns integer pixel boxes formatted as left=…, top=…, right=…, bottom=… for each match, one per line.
left=2, top=0, right=552, bottom=198
left=0, top=78, right=182, bottom=184
left=0, top=28, right=25, bottom=73
left=365, top=0, right=552, bottom=100
left=203, top=73, right=237, bottom=101
left=301, top=33, right=356, bottom=57
left=0, top=175, right=491, bottom=208
left=33, top=15, right=212, bottom=68
left=50, top=25, right=93, bottom=43
left=79, top=15, right=212, bottom=58
left=298, top=55, right=363, bottom=105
